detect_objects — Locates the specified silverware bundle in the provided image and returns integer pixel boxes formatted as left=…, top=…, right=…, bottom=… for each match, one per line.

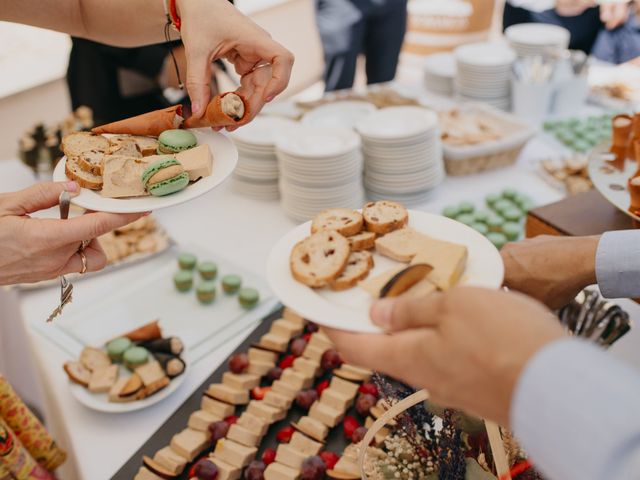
left=558, top=288, right=631, bottom=347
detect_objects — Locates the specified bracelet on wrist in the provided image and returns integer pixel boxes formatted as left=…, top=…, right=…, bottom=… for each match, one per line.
left=163, top=0, right=181, bottom=32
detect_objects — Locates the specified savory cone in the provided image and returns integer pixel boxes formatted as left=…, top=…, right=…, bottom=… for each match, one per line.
left=183, top=92, right=250, bottom=128
left=92, top=106, right=184, bottom=137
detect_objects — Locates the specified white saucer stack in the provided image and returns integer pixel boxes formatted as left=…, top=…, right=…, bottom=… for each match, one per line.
left=356, top=107, right=445, bottom=206
left=276, top=126, right=364, bottom=222
left=505, top=24, right=570, bottom=58
left=454, top=42, right=516, bottom=110
left=423, top=52, right=457, bottom=96
left=301, top=101, right=377, bottom=130
left=229, top=117, right=297, bottom=200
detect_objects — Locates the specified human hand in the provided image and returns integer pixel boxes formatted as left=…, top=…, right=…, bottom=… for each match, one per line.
left=177, top=0, right=294, bottom=119
left=600, top=1, right=630, bottom=29
left=325, top=288, right=565, bottom=427
left=501, top=235, right=598, bottom=309
left=0, top=182, right=146, bottom=285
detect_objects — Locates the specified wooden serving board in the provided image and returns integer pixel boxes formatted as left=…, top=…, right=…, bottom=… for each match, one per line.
left=112, top=308, right=354, bottom=480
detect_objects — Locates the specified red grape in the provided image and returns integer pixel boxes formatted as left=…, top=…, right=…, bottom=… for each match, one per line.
left=358, top=383, right=379, bottom=398
left=320, top=349, right=342, bottom=370
left=351, top=426, right=368, bottom=444
left=224, top=415, right=238, bottom=425
left=302, top=332, right=312, bottom=342
left=295, top=389, right=318, bottom=411
left=300, top=455, right=326, bottom=480
left=315, top=380, right=330, bottom=396
left=343, top=416, right=360, bottom=439
left=245, top=461, right=266, bottom=480
left=306, top=323, right=319, bottom=333
left=266, top=367, right=283, bottom=381
left=279, top=354, right=295, bottom=370
left=192, top=459, right=219, bottom=480
left=355, top=393, right=376, bottom=417
left=319, top=451, right=340, bottom=470
left=229, top=353, right=249, bottom=374
left=251, top=386, right=271, bottom=400
left=208, top=420, right=230, bottom=443
left=276, top=426, right=295, bottom=443
left=290, top=337, right=307, bottom=357
left=262, top=448, right=277, bottom=465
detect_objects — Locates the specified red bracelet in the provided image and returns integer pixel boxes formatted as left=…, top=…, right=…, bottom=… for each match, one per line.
left=168, top=0, right=181, bottom=31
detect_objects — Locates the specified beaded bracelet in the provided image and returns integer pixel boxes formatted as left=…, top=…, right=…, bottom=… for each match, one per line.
left=163, top=0, right=181, bottom=32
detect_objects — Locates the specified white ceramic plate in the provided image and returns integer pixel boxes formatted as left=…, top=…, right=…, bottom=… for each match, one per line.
left=301, top=101, right=377, bottom=130
left=267, top=210, right=504, bottom=333
left=276, top=126, right=361, bottom=158
left=356, top=107, right=438, bottom=140
left=69, top=361, right=187, bottom=413
left=588, top=142, right=640, bottom=221
left=454, top=42, right=515, bottom=67
left=53, top=129, right=237, bottom=213
left=505, top=23, right=570, bottom=48
left=231, top=116, right=298, bottom=147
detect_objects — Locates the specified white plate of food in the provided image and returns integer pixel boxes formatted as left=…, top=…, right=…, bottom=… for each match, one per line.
left=587, top=142, right=640, bottom=221
left=53, top=128, right=237, bottom=213
left=267, top=202, right=504, bottom=333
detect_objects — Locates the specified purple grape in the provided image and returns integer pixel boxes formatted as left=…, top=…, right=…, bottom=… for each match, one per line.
left=194, top=459, right=219, bottom=480
left=208, top=420, right=230, bottom=444
left=229, top=353, right=249, bottom=374
left=290, top=337, right=307, bottom=357
left=355, top=393, right=376, bottom=417
left=245, top=461, right=266, bottom=480
left=300, top=455, right=326, bottom=480
left=320, top=349, right=342, bottom=370
left=295, top=389, right=318, bottom=411
left=351, top=426, right=368, bottom=444
left=266, top=367, right=283, bottom=381
left=306, top=323, right=319, bottom=333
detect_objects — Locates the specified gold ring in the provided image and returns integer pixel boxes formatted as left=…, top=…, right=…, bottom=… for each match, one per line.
left=79, top=239, right=91, bottom=251
left=251, top=62, right=271, bottom=72
left=79, top=251, right=87, bottom=275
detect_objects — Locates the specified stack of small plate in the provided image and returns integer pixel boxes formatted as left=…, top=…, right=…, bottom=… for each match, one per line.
left=355, top=106, right=445, bottom=206
left=423, top=52, right=457, bottom=96
left=276, top=126, right=364, bottom=222
left=454, top=42, right=516, bottom=110
left=505, top=23, right=570, bottom=58
left=229, top=117, right=297, bottom=200
left=301, top=101, right=377, bottom=130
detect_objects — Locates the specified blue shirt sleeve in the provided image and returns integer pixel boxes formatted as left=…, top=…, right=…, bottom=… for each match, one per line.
left=596, top=230, right=640, bottom=299
left=511, top=338, right=640, bottom=480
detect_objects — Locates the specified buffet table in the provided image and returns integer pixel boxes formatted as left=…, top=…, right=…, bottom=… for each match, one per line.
left=3, top=105, right=640, bottom=480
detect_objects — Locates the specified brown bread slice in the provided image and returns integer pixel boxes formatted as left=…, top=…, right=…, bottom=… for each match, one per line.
left=63, top=361, right=91, bottom=387
left=77, top=149, right=105, bottom=175
left=65, top=156, right=103, bottom=190
left=311, top=208, right=363, bottom=237
left=362, top=200, right=408, bottom=234
left=108, top=137, right=143, bottom=157
left=330, top=251, right=374, bottom=291
left=347, top=231, right=376, bottom=251
left=290, top=230, right=350, bottom=288
left=132, top=136, right=160, bottom=156
left=61, top=131, right=109, bottom=157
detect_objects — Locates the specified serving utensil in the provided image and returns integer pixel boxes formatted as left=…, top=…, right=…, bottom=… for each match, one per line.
left=46, top=191, right=74, bottom=322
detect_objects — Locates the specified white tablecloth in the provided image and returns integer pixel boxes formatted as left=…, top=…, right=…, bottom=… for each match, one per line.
left=2, top=116, right=640, bottom=480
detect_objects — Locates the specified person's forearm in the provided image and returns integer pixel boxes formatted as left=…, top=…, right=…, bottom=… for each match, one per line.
left=512, top=339, right=640, bottom=480
left=1, top=0, right=173, bottom=47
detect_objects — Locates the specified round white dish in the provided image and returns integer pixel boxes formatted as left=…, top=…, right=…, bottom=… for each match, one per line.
left=267, top=210, right=504, bottom=333
left=53, top=129, right=237, bottom=213
left=356, top=107, right=438, bottom=140
left=276, top=126, right=361, bottom=158
left=301, top=101, right=377, bottom=130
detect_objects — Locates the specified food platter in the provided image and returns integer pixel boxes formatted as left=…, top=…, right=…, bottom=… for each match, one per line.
left=267, top=210, right=504, bottom=333
left=587, top=142, right=640, bottom=222
left=53, top=128, right=237, bottom=213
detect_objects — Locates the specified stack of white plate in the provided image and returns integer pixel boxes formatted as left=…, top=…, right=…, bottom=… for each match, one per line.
left=301, top=101, right=377, bottom=130
left=454, top=42, right=516, bottom=110
left=505, top=23, right=570, bottom=58
left=356, top=107, right=445, bottom=206
left=229, top=117, right=297, bottom=200
left=276, top=126, right=364, bottom=222
left=423, top=52, right=457, bottom=96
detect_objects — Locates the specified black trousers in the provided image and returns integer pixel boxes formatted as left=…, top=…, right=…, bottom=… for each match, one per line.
left=503, top=2, right=602, bottom=54
left=316, top=0, right=408, bottom=91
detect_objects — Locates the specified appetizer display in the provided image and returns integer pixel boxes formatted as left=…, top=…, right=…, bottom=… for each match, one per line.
left=61, top=129, right=213, bottom=199
left=538, top=154, right=593, bottom=195
left=543, top=114, right=613, bottom=154
left=173, top=253, right=261, bottom=309
left=63, top=321, right=186, bottom=404
left=289, top=201, right=469, bottom=298
left=439, top=108, right=506, bottom=146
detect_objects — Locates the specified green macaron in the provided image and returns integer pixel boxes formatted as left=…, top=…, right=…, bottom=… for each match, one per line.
left=493, top=199, right=515, bottom=216
left=196, top=281, right=217, bottom=304
left=471, top=222, right=489, bottom=235
left=502, top=188, right=517, bottom=200
left=458, top=201, right=475, bottom=214
left=238, top=287, right=260, bottom=309
left=456, top=213, right=475, bottom=227
left=198, top=261, right=218, bottom=280
left=502, top=222, right=521, bottom=241
left=106, top=337, right=132, bottom=362
left=487, top=232, right=508, bottom=250
left=442, top=206, right=460, bottom=219
left=141, top=157, right=190, bottom=197
left=222, top=274, right=242, bottom=294
left=502, top=207, right=523, bottom=223
left=157, top=129, right=198, bottom=154
left=174, top=270, right=193, bottom=292
left=485, top=193, right=501, bottom=208
left=486, top=215, right=505, bottom=232
left=123, top=346, right=149, bottom=370
left=473, top=211, right=490, bottom=224
left=178, top=253, right=197, bottom=270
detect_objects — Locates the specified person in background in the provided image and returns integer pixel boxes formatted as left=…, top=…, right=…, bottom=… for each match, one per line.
left=1, top=0, right=293, bottom=285
left=316, top=0, right=408, bottom=91
left=504, top=0, right=640, bottom=62
left=326, top=231, right=640, bottom=480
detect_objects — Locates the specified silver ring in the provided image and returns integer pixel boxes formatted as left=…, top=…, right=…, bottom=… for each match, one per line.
left=250, top=62, right=271, bottom=73
left=79, top=251, right=87, bottom=275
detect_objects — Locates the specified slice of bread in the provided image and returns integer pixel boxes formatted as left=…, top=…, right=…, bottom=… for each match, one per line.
left=63, top=361, right=91, bottom=387
left=132, top=136, right=159, bottom=156
left=65, top=156, right=103, bottom=190
left=330, top=251, right=374, bottom=291
left=61, top=132, right=109, bottom=157
left=77, top=149, right=105, bottom=175
left=311, top=209, right=363, bottom=237
left=375, top=227, right=425, bottom=262
left=348, top=231, right=376, bottom=251
left=363, top=201, right=408, bottom=234
left=290, top=230, right=350, bottom=288
left=79, top=346, right=111, bottom=372
left=108, top=137, right=142, bottom=158
left=359, top=266, right=405, bottom=298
